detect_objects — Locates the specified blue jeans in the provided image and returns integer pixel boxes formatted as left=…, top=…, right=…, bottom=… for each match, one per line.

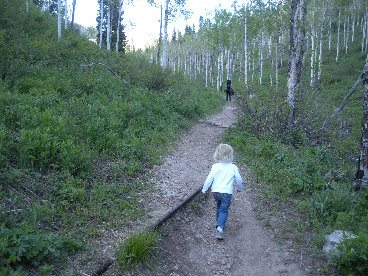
left=212, top=192, right=232, bottom=230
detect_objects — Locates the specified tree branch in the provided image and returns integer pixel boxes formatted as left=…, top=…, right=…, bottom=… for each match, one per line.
left=330, top=74, right=364, bottom=118
left=81, top=63, right=130, bottom=88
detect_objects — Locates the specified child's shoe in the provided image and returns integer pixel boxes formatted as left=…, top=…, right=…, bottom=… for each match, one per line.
left=216, top=227, right=224, bottom=240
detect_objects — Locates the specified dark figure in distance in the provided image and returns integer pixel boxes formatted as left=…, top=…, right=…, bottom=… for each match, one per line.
left=225, top=80, right=234, bottom=102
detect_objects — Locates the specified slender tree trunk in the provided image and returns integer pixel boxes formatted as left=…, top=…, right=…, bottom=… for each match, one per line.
left=71, top=0, right=76, bottom=29
left=244, top=2, right=248, bottom=88
left=106, top=2, right=111, bottom=51
left=363, top=15, right=366, bottom=54
left=99, top=0, right=104, bottom=49
left=356, top=54, right=368, bottom=186
left=328, top=16, right=332, bottom=50
left=310, top=30, right=315, bottom=86
left=259, top=36, right=264, bottom=85
left=287, top=0, right=307, bottom=125
left=65, top=0, right=68, bottom=30
left=58, top=0, right=62, bottom=40
left=352, top=14, right=355, bottom=42
left=226, top=49, right=231, bottom=80
left=336, top=11, right=340, bottom=62
left=157, top=5, right=163, bottom=64
left=161, top=0, right=169, bottom=68
left=346, top=15, right=350, bottom=54
left=318, top=8, right=326, bottom=81
left=116, top=0, right=123, bottom=52
left=217, top=52, right=220, bottom=91
left=276, top=31, right=279, bottom=93
left=26, top=0, right=28, bottom=12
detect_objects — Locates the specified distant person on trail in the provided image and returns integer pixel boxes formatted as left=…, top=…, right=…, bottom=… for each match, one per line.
left=225, top=80, right=234, bottom=102
left=201, top=144, right=242, bottom=240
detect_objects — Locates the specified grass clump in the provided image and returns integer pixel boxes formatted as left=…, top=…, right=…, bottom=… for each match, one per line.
left=117, top=230, right=160, bottom=270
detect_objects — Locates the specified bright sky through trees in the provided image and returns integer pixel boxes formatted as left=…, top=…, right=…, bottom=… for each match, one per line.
left=73, top=0, right=235, bottom=49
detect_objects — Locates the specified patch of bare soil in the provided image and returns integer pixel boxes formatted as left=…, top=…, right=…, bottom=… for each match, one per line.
left=96, top=100, right=320, bottom=276
left=72, top=99, right=325, bottom=276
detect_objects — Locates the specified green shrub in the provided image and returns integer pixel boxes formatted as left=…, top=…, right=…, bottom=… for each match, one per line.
left=117, top=230, right=160, bottom=270
left=0, top=223, right=63, bottom=272
left=331, top=233, right=368, bottom=275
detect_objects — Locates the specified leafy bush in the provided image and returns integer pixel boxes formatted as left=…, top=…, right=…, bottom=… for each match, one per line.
left=117, top=231, right=160, bottom=270
left=0, top=224, right=64, bottom=273
left=331, top=233, right=368, bottom=275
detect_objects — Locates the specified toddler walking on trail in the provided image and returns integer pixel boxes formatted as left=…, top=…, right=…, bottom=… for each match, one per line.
left=201, top=144, right=243, bottom=240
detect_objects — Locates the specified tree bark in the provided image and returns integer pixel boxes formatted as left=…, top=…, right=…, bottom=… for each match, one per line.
left=115, top=0, right=123, bottom=52
left=287, top=0, right=307, bottom=125
left=336, top=11, right=340, bottom=62
left=65, top=0, right=68, bottom=30
left=99, top=0, right=104, bottom=49
left=58, top=0, right=62, bottom=40
left=107, top=1, right=111, bottom=51
left=356, top=54, right=368, bottom=187
left=71, top=0, right=76, bottom=29
left=157, top=5, right=163, bottom=64
left=244, top=1, right=248, bottom=88
left=161, top=0, right=169, bottom=68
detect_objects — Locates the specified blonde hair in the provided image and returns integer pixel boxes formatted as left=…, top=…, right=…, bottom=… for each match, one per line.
left=213, top=144, right=234, bottom=162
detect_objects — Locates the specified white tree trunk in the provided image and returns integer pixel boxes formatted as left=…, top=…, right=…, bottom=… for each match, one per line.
left=269, top=37, right=272, bottom=86
left=287, top=0, right=306, bottom=125
left=276, top=31, right=279, bottom=93
left=99, top=0, right=104, bottom=49
left=346, top=15, right=350, bottom=54
left=328, top=17, right=332, bottom=50
left=252, top=49, right=255, bottom=83
left=259, top=37, right=263, bottom=85
left=205, top=53, right=208, bottom=87
left=58, top=0, right=62, bottom=40
left=363, top=16, right=366, bottom=54
left=244, top=1, right=248, bottom=87
left=65, top=0, right=68, bottom=30
left=318, top=8, right=326, bottom=81
left=161, top=0, right=169, bottom=68
left=71, top=0, right=76, bottom=29
left=352, top=14, right=355, bottom=42
left=116, top=0, right=123, bottom=52
left=318, top=30, right=323, bottom=81
left=226, top=49, right=230, bottom=80
left=336, top=11, right=340, bottom=62
left=107, top=2, right=111, bottom=51
left=310, top=31, right=315, bottom=86
left=26, top=0, right=28, bottom=12
left=217, top=53, right=220, bottom=91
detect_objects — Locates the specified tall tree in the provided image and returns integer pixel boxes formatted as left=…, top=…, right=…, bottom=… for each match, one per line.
left=58, top=0, right=61, bottom=40
left=159, top=0, right=188, bottom=68
left=99, top=0, right=104, bottom=48
left=71, top=0, right=76, bottom=29
left=97, top=0, right=127, bottom=52
left=244, top=1, right=248, bottom=88
left=157, top=5, right=163, bottom=64
left=287, top=0, right=307, bottom=125
left=64, top=0, right=68, bottom=30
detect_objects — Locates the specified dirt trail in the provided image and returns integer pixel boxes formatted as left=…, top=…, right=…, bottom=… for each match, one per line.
left=105, top=101, right=309, bottom=275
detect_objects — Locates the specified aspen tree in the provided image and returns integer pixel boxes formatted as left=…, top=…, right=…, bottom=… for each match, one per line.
left=106, top=1, right=111, bottom=51
left=65, top=0, right=68, bottom=30
left=116, top=0, right=123, bottom=52
left=244, top=0, right=248, bottom=88
left=287, top=0, right=307, bottom=125
left=336, top=11, right=340, bottom=62
left=58, top=0, right=62, bottom=40
left=71, top=0, right=76, bottom=29
left=99, top=0, right=104, bottom=48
